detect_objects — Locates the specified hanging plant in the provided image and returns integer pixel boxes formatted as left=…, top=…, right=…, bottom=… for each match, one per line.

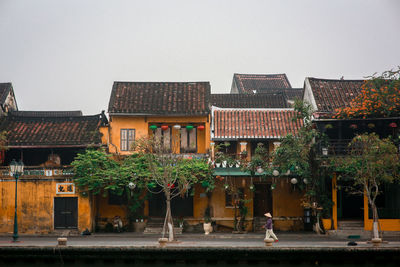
left=147, top=182, right=156, bottom=189
left=201, top=180, right=210, bottom=188
left=149, top=125, right=157, bottom=131
left=389, top=122, right=397, bottom=128
left=349, top=124, right=358, bottom=129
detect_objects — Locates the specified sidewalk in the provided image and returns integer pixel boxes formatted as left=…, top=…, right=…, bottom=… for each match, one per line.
left=0, top=231, right=399, bottom=248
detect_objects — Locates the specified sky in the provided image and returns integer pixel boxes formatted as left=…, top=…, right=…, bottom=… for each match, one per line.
left=0, top=0, right=399, bottom=115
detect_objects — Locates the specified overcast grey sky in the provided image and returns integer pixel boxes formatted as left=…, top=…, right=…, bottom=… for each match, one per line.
left=0, top=0, right=399, bottom=115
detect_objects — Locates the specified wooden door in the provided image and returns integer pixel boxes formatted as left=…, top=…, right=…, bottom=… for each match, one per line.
left=253, top=184, right=272, bottom=217
left=54, top=197, right=78, bottom=229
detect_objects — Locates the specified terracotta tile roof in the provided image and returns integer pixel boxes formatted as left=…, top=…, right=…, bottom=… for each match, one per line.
left=108, top=82, right=210, bottom=116
left=0, top=111, right=107, bottom=147
left=308, top=78, right=364, bottom=114
left=256, top=88, right=304, bottom=102
left=10, top=110, right=82, bottom=117
left=234, top=73, right=292, bottom=94
left=212, top=109, right=303, bottom=140
left=0, top=83, right=12, bottom=106
left=210, top=93, right=289, bottom=108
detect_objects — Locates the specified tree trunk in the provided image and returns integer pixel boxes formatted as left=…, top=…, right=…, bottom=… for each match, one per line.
left=165, top=191, right=175, bottom=241
left=371, top=202, right=380, bottom=239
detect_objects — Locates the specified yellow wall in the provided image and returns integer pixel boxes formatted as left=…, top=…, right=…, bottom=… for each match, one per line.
left=271, top=178, right=304, bottom=231
left=107, top=115, right=210, bottom=155
left=0, top=178, right=91, bottom=234
left=331, top=173, right=400, bottom=231
left=363, top=193, right=400, bottom=231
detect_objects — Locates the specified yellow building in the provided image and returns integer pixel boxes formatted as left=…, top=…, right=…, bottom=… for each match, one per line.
left=0, top=110, right=107, bottom=234
left=304, top=77, right=400, bottom=232
left=98, top=81, right=212, bottom=228
left=210, top=104, right=304, bottom=231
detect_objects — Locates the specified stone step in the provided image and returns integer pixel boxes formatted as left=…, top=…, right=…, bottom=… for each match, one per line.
left=143, top=227, right=183, bottom=234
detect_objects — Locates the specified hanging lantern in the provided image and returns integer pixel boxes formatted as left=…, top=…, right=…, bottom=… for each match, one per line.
left=272, top=170, right=280, bottom=177
left=257, top=167, right=264, bottom=174
left=224, top=184, right=229, bottom=190
left=128, top=182, right=136, bottom=190
left=186, top=125, right=194, bottom=131
left=303, top=178, right=308, bottom=184
left=249, top=184, right=255, bottom=191
left=173, top=124, right=181, bottom=130
left=197, top=125, right=205, bottom=131
left=149, top=125, right=157, bottom=131
left=161, top=125, right=169, bottom=131
left=389, top=122, right=397, bottom=128
left=290, top=178, right=298, bottom=185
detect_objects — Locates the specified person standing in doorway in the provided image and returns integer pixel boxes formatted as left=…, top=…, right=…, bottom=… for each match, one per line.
left=264, top=212, right=278, bottom=242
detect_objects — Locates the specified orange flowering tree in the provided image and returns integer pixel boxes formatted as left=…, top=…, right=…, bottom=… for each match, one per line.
left=334, top=68, right=400, bottom=119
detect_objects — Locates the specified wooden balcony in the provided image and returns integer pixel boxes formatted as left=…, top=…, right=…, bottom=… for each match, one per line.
left=0, top=166, right=74, bottom=178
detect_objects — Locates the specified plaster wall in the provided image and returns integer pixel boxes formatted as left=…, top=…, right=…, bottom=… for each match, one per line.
left=0, top=179, right=91, bottom=234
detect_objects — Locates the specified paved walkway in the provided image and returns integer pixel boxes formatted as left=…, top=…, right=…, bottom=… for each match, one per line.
left=0, top=232, right=399, bottom=248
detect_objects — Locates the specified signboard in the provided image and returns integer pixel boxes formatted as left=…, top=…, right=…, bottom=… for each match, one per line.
left=56, top=183, right=75, bottom=194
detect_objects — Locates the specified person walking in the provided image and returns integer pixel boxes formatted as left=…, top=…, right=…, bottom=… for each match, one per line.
left=264, top=212, right=278, bottom=242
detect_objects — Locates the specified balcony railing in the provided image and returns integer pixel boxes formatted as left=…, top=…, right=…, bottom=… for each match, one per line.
left=319, top=139, right=400, bottom=156
left=0, top=166, right=74, bottom=178
left=320, top=139, right=353, bottom=156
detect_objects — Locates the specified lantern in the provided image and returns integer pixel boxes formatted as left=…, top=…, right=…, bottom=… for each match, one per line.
left=128, top=182, right=136, bottom=190
left=197, top=125, right=205, bottom=131
left=149, top=125, right=157, bottom=131
left=290, top=178, right=298, bottom=185
left=389, top=122, right=397, bottom=128
left=161, top=125, right=169, bottom=131
left=272, top=170, right=280, bottom=177
left=186, top=125, right=194, bottom=131
left=173, top=124, right=181, bottom=130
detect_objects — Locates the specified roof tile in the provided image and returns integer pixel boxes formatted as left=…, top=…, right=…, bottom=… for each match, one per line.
left=108, top=82, right=210, bottom=115
left=213, top=109, right=303, bottom=140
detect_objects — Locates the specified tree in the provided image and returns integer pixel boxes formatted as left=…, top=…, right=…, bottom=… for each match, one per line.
left=333, top=133, right=400, bottom=239
left=270, top=100, right=332, bottom=231
left=335, top=68, right=400, bottom=119
left=72, top=149, right=149, bottom=229
left=133, top=137, right=214, bottom=241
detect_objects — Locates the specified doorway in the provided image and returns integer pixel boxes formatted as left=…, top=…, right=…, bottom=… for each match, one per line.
left=54, top=197, right=78, bottom=229
left=148, top=190, right=193, bottom=217
left=253, top=183, right=272, bottom=217
left=337, top=187, right=363, bottom=219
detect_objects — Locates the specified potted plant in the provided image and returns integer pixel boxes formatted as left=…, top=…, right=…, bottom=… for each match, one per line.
left=227, top=156, right=237, bottom=168
left=320, top=194, right=334, bottom=231
left=215, top=151, right=224, bottom=168
left=240, top=150, right=248, bottom=160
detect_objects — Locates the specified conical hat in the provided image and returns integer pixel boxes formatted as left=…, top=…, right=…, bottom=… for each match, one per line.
left=264, top=212, right=272, bottom=217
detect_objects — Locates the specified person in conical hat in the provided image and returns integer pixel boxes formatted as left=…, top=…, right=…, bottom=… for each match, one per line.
left=263, top=212, right=278, bottom=242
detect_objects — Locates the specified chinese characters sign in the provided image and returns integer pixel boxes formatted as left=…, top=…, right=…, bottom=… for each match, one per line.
left=56, top=183, right=75, bottom=194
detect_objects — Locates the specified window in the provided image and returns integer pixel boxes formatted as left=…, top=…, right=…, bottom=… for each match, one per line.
left=121, top=129, right=135, bottom=151
left=108, top=191, right=128, bottom=205
left=154, top=127, right=171, bottom=151
left=225, top=188, right=244, bottom=208
left=180, top=128, right=197, bottom=153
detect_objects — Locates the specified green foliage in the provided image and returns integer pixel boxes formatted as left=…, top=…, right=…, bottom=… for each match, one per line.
left=333, top=133, right=400, bottom=198
left=271, top=100, right=332, bottom=212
